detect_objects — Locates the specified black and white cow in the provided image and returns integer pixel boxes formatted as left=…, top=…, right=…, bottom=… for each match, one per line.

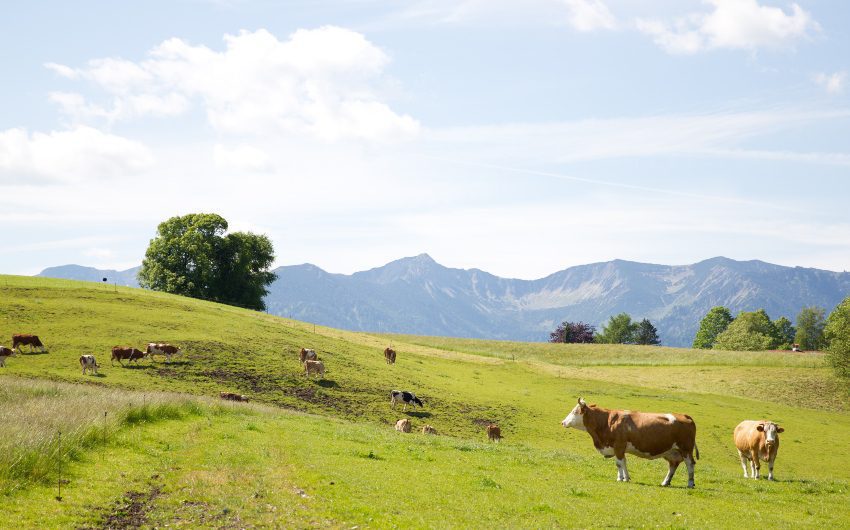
left=0, top=346, right=14, bottom=367
left=79, top=354, right=99, bottom=375
left=390, top=390, right=424, bottom=412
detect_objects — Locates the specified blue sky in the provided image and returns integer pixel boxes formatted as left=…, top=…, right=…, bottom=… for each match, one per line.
left=1, top=0, right=848, bottom=278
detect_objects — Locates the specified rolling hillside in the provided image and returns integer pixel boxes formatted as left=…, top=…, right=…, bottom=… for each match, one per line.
left=1, top=275, right=849, bottom=527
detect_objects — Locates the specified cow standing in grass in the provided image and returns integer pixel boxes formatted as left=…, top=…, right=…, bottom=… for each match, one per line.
left=146, top=343, right=182, bottom=362
left=304, top=359, right=325, bottom=379
left=486, top=424, right=501, bottom=442
left=384, top=347, right=396, bottom=364
left=0, top=346, right=14, bottom=367
left=561, top=398, right=700, bottom=488
left=111, top=346, right=147, bottom=366
left=390, top=390, right=423, bottom=412
left=80, top=355, right=99, bottom=375
left=734, top=420, right=784, bottom=480
left=12, top=334, right=45, bottom=353
left=299, top=348, right=318, bottom=364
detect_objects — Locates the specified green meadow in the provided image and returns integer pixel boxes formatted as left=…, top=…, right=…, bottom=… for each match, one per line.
left=1, top=275, right=848, bottom=528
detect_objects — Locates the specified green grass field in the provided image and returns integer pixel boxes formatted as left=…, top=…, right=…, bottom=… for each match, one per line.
left=1, top=275, right=849, bottom=528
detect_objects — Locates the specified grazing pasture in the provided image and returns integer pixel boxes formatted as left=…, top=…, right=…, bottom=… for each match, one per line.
left=0, top=275, right=848, bottom=527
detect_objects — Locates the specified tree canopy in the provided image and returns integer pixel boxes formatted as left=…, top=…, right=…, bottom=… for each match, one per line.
left=138, top=213, right=276, bottom=311
left=595, top=313, right=638, bottom=344
left=795, top=306, right=827, bottom=351
left=692, top=306, right=733, bottom=349
left=824, top=297, right=850, bottom=378
left=549, top=321, right=596, bottom=343
left=713, top=309, right=780, bottom=351
left=634, top=318, right=661, bottom=345
left=772, top=316, right=796, bottom=349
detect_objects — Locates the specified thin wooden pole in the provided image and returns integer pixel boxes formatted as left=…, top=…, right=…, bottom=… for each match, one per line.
left=56, top=431, right=62, bottom=501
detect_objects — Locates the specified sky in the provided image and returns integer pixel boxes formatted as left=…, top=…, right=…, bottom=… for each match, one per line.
left=1, top=0, right=849, bottom=279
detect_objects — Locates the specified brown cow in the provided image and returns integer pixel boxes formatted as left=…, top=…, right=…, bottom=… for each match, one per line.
left=12, top=334, right=45, bottom=353
left=486, top=424, right=501, bottom=442
left=220, top=391, right=249, bottom=403
left=299, top=348, right=318, bottom=364
left=304, top=359, right=325, bottom=379
left=395, top=419, right=411, bottom=433
left=0, top=346, right=14, bottom=367
left=422, top=425, right=437, bottom=435
left=384, top=347, right=396, bottom=364
left=734, top=420, right=784, bottom=480
left=111, top=346, right=147, bottom=366
left=561, top=398, right=700, bottom=488
left=146, top=343, right=182, bottom=362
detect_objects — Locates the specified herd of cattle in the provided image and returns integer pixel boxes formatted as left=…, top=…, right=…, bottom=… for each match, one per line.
left=3, top=334, right=786, bottom=488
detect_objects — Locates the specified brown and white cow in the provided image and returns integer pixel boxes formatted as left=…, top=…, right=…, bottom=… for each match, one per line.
left=421, top=424, right=437, bottom=435
left=395, top=418, right=412, bottom=433
left=80, top=355, right=99, bottom=375
left=734, top=420, right=784, bottom=481
left=486, top=424, right=501, bottom=443
left=384, top=347, right=396, bottom=364
left=220, top=391, right=249, bottom=403
left=0, top=346, right=14, bottom=367
left=146, top=343, right=182, bottom=362
left=111, top=346, right=147, bottom=366
left=561, top=398, right=700, bottom=488
left=299, top=348, right=318, bottom=364
left=304, top=359, right=325, bottom=379
left=12, top=334, right=45, bottom=353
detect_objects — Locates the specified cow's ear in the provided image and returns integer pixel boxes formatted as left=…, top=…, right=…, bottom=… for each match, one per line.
left=756, top=424, right=765, bottom=431
left=777, top=426, right=784, bottom=433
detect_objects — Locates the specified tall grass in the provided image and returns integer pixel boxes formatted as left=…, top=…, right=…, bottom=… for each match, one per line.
left=0, top=377, right=209, bottom=495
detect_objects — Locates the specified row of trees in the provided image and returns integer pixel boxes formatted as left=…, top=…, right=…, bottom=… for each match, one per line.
left=692, top=306, right=824, bottom=351
left=692, top=302, right=850, bottom=378
left=549, top=314, right=660, bottom=345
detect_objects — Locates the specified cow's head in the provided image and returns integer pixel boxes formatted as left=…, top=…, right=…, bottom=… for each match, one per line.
left=561, top=397, right=589, bottom=431
left=413, top=397, right=424, bottom=407
left=757, top=422, right=784, bottom=448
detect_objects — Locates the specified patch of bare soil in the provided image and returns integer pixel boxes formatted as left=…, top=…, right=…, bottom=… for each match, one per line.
left=80, top=479, right=162, bottom=530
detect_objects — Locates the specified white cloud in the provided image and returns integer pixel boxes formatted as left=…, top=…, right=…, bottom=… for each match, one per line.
left=563, top=0, right=617, bottom=32
left=0, top=126, right=154, bottom=183
left=213, top=144, right=273, bottom=173
left=815, top=71, right=846, bottom=95
left=637, top=0, right=819, bottom=54
left=46, top=27, right=419, bottom=142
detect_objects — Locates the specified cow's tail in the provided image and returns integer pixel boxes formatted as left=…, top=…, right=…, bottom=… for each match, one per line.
left=694, top=443, right=700, bottom=460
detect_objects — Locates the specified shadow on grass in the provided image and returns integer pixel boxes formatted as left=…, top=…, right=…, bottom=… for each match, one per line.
left=152, top=360, right=190, bottom=367
left=406, top=411, right=432, bottom=419
left=317, top=379, right=339, bottom=388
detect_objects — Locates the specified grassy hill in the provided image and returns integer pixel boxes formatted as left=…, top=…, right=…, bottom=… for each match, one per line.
left=1, top=275, right=849, bottom=528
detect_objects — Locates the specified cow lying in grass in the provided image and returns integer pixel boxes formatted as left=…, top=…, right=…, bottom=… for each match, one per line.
left=220, top=391, right=249, bottom=403
left=561, top=397, right=700, bottom=488
left=395, top=419, right=411, bottom=432
left=390, top=390, right=423, bottom=412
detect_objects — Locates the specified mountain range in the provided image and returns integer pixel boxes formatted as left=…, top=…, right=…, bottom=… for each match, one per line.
left=37, top=255, right=850, bottom=347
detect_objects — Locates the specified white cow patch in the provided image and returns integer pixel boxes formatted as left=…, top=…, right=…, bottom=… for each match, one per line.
left=664, top=414, right=676, bottom=423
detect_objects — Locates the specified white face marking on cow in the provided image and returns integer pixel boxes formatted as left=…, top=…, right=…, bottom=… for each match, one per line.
left=664, top=414, right=676, bottom=423
left=561, top=403, right=587, bottom=431
left=763, top=423, right=780, bottom=446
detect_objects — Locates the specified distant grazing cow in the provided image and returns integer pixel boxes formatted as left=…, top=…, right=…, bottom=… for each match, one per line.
left=561, top=397, right=700, bottom=488
left=12, top=334, right=45, bottom=353
left=146, top=343, right=182, bottom=362
left=384, top=347, right=396, bottom=364
left=0, top=346, right=14, bottom=367
left=299, top=348, right=318, bottom=364
left=111, top=346, right=147, bottom=366
left=421, top=425, right=436, bottom=435
left=734, top=420, right=784, bottom=480
left=79, top=355, right=99, bottom=375
left=220, top=391, right=249, bottom=403
left=395, top=419, right=412, bottom=433
left=486, top=424, right=501, bottom=442
left=304, top=359, right=325, bottom=379
left=390, top=390, right=423, bottom=412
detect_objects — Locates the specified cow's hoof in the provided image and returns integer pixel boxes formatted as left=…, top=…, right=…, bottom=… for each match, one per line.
left=687, top=483, right=695, bottom=489
left=661, top=482, right=670, bottom=487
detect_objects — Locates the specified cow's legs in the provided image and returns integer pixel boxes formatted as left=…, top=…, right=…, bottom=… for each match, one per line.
left=684, top=454, right=696, bottom=488
left=615, top=457, right=630, bottom=482
left=738, top=450, right=750, bottom=478
left=750, top=450, right=760, bottom=479
left=767, top=455, right=776, bottom=481
left=661, top=458, right=681, bottom=486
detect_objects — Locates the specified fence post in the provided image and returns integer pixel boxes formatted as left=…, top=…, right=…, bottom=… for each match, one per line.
left=56, top=431, right=62, bottom=501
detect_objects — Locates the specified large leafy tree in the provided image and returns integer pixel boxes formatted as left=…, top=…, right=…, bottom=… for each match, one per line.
left=549, top=321, right=596, bottom=343
left=692, top=306, right=733, bottom=349
left=824, top=297, right=850, bottom=377
left=595, top=313, right=637, bottom=344
left=634, top=318, right=661, bottom=345
left=772, top=316, right=796, bottom=349
left=713, top=309, right=780, bottom=351
left=138, top=213, right=276, bottom=311
left=795, top=306, right=827, bottom=351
